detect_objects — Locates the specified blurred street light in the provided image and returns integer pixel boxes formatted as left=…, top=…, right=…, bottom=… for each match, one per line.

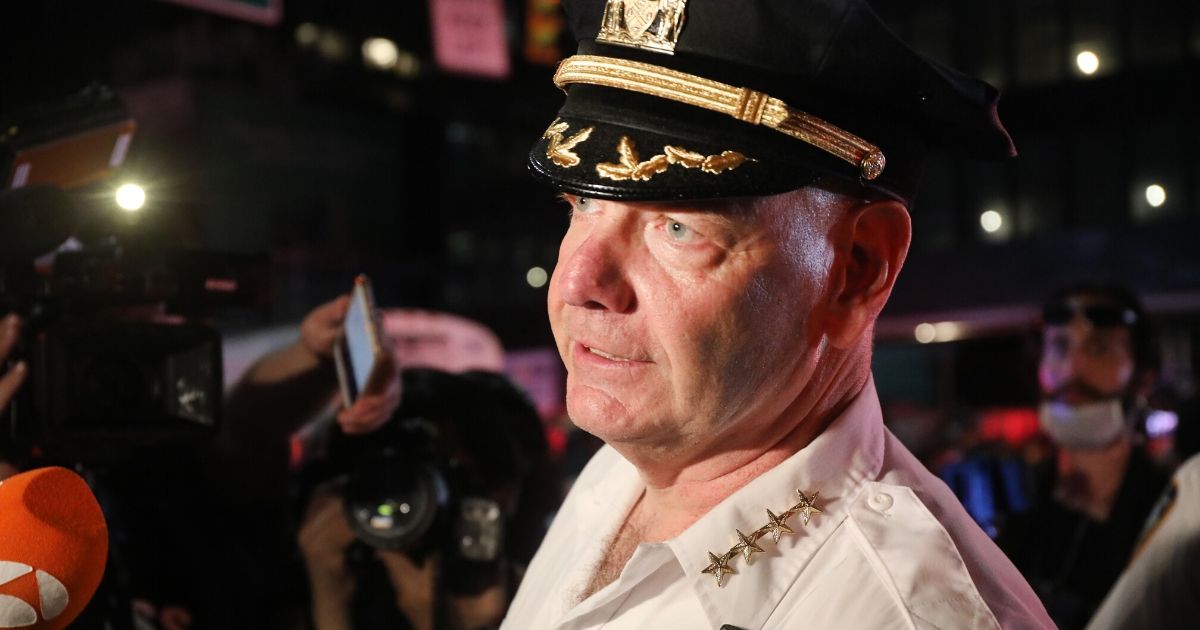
left=980, top=210, right=1003, bottom=234
left=363, top=37, right=400, bottom=70
left=115, top=183, right=145, bottom=212
left=1145, top=184, right=1166, bottom=208
left=1076, top=51, right=1100, bottom=75
left=526, top=266, right=549, bottom=288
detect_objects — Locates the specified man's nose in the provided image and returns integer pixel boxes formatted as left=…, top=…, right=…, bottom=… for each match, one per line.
left=1063, top=345, right=1092, bottom=378
left=555, top=228, right=636, bottom=314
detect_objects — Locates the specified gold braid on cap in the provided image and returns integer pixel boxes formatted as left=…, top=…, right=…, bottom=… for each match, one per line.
left=554, top=55, right=886, bottom=181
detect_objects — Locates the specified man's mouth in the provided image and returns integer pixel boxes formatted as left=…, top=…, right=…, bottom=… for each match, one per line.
left=585, top=345, right=633, bottom=362
left=1046, top=383, right=1118, bottom=407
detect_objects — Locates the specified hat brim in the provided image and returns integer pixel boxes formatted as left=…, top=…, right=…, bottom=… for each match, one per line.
left=528, top=82, right=828, bottom=202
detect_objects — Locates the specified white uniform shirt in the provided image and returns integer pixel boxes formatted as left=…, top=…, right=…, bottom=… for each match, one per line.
left=503, top=378, right=1053, bottom=629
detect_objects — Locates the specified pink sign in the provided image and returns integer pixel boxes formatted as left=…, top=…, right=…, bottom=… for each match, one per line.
left=429, top=0, right=512, bottom=79
left=380, top=309, right=505, bottom=373
left=504, top=347, right=565, bottom=421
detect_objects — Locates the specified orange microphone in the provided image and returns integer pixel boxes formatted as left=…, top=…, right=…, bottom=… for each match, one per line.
left=0, top=467, right=108, bottom=629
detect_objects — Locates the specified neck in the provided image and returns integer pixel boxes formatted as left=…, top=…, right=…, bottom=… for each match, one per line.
left=620, top=344, right=871, bottom=541
left=1056, top=436, right=1133, bottom=521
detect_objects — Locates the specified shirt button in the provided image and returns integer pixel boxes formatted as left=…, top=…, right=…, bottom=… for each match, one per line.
left=868, top=492, right=894, bottom=513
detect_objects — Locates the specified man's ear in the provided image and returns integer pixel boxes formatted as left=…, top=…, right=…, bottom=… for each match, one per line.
left=822, top=199, right=911, bottom=349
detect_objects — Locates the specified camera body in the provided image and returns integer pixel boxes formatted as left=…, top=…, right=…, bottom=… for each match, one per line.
left=1, top=245, right=268, bottom=464
left=0, top=86, right=269, bottom=465
left=311, top=368, right=548, bottom=592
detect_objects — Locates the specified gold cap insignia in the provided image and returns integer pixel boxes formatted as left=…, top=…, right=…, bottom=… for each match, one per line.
left=597, top=0, right=689, bottom=55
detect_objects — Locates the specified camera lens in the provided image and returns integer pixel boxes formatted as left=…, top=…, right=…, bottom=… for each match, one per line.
left=342, top=447, right=448, bottom=550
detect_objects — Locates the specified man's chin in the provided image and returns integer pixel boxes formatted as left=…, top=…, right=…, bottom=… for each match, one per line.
left=565, top=387, right=657, bottom=444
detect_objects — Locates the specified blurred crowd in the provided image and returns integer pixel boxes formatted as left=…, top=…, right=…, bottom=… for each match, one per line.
left=2, top=280, right=1196, bottom=630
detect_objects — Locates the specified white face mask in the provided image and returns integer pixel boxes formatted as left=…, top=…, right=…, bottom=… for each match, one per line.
left=1038, top=399, right=1127, bottom=449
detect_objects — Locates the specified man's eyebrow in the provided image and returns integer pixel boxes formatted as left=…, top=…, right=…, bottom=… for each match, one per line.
left=652, top=199, right=763, bottom=231
left=657, top=197, right=757, bottom=214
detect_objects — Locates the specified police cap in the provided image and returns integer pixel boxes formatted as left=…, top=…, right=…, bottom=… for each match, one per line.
left=528, top=0, right=1015, bottom=204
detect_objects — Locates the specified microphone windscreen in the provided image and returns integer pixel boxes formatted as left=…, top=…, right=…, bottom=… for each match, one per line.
left=0, top=466, right=108, bottom=630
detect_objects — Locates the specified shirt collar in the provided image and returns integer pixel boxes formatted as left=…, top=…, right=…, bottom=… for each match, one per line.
left=669, top=376, right=886, bottom=629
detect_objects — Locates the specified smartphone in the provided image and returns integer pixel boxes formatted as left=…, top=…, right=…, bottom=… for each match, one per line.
left=334, top=274, right=387, bottom=407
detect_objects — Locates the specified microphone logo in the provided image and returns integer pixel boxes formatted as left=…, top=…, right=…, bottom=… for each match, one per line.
left=0, top=467, right=107, bottom=630
left=0, top=561, right=71, bottom=627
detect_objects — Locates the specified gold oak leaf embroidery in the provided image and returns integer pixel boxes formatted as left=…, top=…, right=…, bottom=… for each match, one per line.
left=598, top=137, right=751, bottom=181
left=665, top=145, right=750, bottom=174
left=596, top=136, right=648, bottom=180
left=702, top=150, right=750, bottom=174
left=663, top=144, right=706, bottom=168
left=543, top=119, right=594, bottom=168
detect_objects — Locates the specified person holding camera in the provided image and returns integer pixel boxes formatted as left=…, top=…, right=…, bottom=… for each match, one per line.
left=222, top=297, right=555, bottom=630
left=296, top=367, right=554, bottom=630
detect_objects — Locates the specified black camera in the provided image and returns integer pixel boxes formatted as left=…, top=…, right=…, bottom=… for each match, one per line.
left=315, top=368, right=550, bottom=591
left=0, top=87, right=269, bottom=464
left=0, top=240, right=269, bottom=463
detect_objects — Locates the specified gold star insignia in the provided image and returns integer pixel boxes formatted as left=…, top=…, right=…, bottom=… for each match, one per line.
left=793, top=490, right=824, bottom=526
left=733, top=529, right=765, bottom=564
left=701, top=550, right=737, bottom=587
left=763, top=509, right=794, bottom=543
left=696, top=487, right=824, bottom=587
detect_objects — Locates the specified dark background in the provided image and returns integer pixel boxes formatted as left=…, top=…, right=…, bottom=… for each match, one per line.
left=1, top=0, right=1197, bottom=434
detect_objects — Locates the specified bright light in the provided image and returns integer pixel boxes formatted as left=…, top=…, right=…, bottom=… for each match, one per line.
left=914, top=323, right=936, bottom=344
left=934, top=321, right=963, bottom=342
left=526, top=266, right=549, bottom=288
left=1076, top=51, right=1100, bottom=75
left=362, top=37, right=400, bottom=70
left=115, top=183, right=146, bottom=212
left=1145, top=184, right=1167, bottom=208
left=1146, top=410, right=1179, bottom=437
left=295, top=23, right=320, bottom=47
left=980, top=210, right=1003, bottom=233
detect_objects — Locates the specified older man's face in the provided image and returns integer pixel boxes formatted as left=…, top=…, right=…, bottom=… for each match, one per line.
left=547, top=192, right=835, bottom=452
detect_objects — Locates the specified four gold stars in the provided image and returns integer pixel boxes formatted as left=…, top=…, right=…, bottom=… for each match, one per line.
left=699, top=489, right=823, bottom=587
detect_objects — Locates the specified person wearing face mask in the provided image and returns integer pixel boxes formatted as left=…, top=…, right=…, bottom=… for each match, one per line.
left=996, top=283, right=1169, bottom=629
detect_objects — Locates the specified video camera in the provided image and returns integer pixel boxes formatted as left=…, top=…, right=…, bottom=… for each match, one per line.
left=308, top=367, right=549, bottom=594
left=0, top=86, right=269, bottom=464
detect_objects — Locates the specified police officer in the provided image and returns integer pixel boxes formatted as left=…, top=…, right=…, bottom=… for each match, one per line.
left=502, top=0, right=1052, bottom=628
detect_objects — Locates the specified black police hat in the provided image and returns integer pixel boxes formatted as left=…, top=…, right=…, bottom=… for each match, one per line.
left=528, top=0, right=1016, bottom=204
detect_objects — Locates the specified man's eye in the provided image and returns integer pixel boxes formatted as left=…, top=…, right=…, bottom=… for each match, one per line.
left=573, top=196, right=595, bottom=213
left=666, top=219, right=693, bottom=241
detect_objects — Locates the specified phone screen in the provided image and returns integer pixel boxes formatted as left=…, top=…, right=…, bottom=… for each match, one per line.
left=338, top=276, right=381, bottom=404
